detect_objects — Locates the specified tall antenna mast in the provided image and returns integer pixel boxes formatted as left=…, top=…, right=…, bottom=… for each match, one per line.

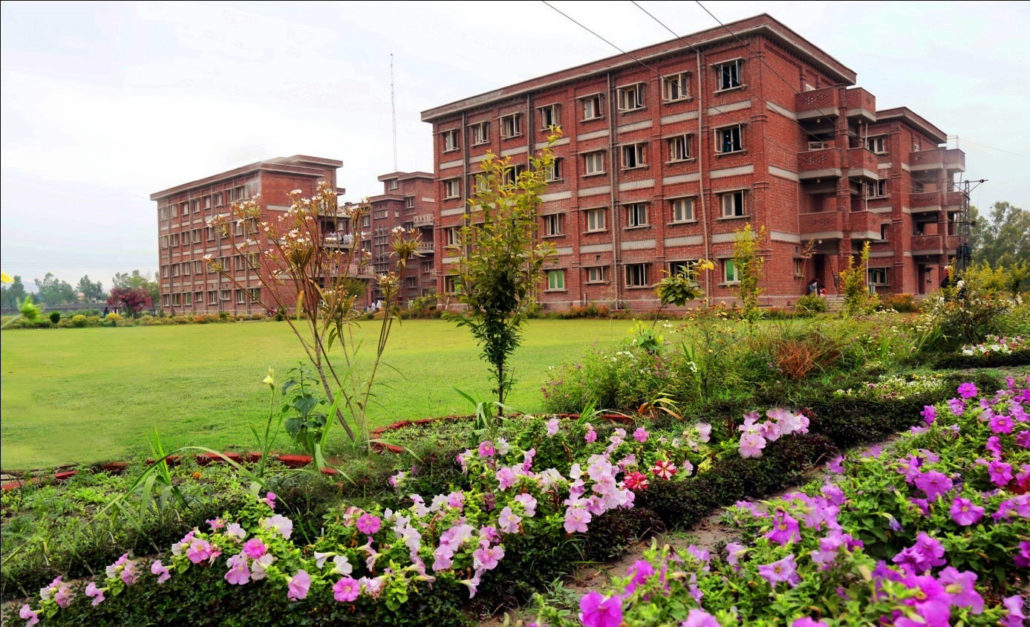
left=390, top=53, right=398, bottom=172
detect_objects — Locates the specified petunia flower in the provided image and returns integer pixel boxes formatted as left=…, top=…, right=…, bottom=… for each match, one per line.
left=579, top=591, right=622, bottom=627
left=287, top=570, right=310, bottom=601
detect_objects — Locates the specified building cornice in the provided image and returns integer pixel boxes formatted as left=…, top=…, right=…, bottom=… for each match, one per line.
left=151, top=155, right=342, bottom=200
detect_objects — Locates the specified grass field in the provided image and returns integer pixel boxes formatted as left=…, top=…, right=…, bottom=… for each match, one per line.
left=0, top=319, right=638, bottom=469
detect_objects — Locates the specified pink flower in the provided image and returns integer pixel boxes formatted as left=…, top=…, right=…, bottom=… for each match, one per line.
left=473, top=545, right=504, bottom=571
left=447, top=491, right=465, bottom=509
left=757, top=554, right=801, bottom=588
left=514, top=493, right=537, bottom=517
left=243, top=538, right=267, bottom=559
left=19, top=605, right=38, bottom=626
left=264, top=491, right=277, bottom=509
left=765, top=510, right=801, bottom=545
left=224, top=554, right=251, bottom=585
left=120, top=560, right=138, bottom=586
left=334, top=576, right=360, bottom=602
left=633, top=427, right=649, bottom=442
left=921, top=405, right=937, bottom=425
left=287, top=570, right=310, bottom=601
left=498, top=506, right=522, bottom=534
left=85, top=582, right=105, bottom=606
left=739, top=432, right=767, bottom=458
left=791, top=619, right=828, bottom=627
left=496, top=467, right=516, bottom=490
left=990, top=413, right=1014, bottom=434
left=187, top=539, right=218, bottom=564
left=957, top=382, right=978, bottom=399
left=827, top=455, right=845, bottom=473
left=949, top=497, right=985, bottom=526
left=207, top=517, right=225, bottom=531
left=579, top=591, right=622, bottom=627
left=947, top=398, right=965, bottom=415
left=546, top=418, right=560, bottom=436
left=151, top=560, right=171, bottom=584
left=584, top=427, right=597, bottom=443
left=357, top=513, right=381, bottom=535
left=682, top=608, right=719, bottom=627
left=624, top=471, right=648, bottom=491
left=564, top=506, right=592, bottom=534
left=651, top=460, right=677, bottom=480
left=914, top=470, right=953, bottom=501
left=1002, top=595, right=1025, bottom=627
left=988, top=460, right=1014, bottom=487
left=478, top=440, right=496, bottom=458
left=937, top=567, right=984, bottom=613
left=264, top=514, right=294, bottom=539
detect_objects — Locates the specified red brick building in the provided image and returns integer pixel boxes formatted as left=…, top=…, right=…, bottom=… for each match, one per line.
left=151, top=155, right=343, bottom=315
left=420, top=14, right=965, bottom=310
left=363, top=172, right=437, bottom=304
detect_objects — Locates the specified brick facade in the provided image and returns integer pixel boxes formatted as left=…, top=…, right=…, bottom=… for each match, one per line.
left=363, top=172, right=436, bottom=304
left=150, top=155, right=343, bottom=315
left=421, top=14, right=964, bottom=310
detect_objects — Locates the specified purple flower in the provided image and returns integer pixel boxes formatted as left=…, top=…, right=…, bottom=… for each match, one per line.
left=921, top=405, right=937, bottom=425
left=19, top=605, right=38, bottom=627
left=120, top=561, right=138, bottom=586
left=1002, top=595, right=1026, bottom=627
left=85, top=582, right=105, bottom=606
left=988, top=460, right=1014, bottom=487
left=682, top=608, right=719, bottom=627
left=624, top=559, right=654, bottom=594
left=356, top=513, right=381, bottom=535
left=725, top=542, right=747, bottom=570
left=514, top=493, right=537, bottom=517
left=242, top=538, right=267, bottom=559
left=264, top=491, right=277, bottom=510
left=892, top=532, right=946, bottom=574
left=287, top=570, right=310, bottom=601
left=1016, top=430, right=1030, bottom=448
left=765, top=510, right=802, bottom=545
left=949, top=497, right=985, bottom=526
left=633, top=427, right=649, bottom=442
left=579, top=591, right=622, bottom=627
left=739, top=432, right=766, bottom=458
left=207, top=517, right=225, bottom=531
left=151, top=560, right=171, bottom=584
left=957, top=381, right=978, bottom=399
left=827, top=455, right=845, bottom=473
left=264, top=514, right=293, bottom=539
left=496, top=467, right=516, bottom=490
left=791, top=619, right=827, bottom=627
left=473, top=545, right=504, bottom=571
left=187, top=539, right=219, bottom=564
left=224, top=554, right=251, bottom=585
left=758, top=554, right=801, bottom=588
left=985, top=436, right=1003, bottom=458
left=914, top=470, right=954, bottom=501
left=498, top=506, right=522, bottom=534
left=584, top=427, right=597, bottom=443
left=990, top=413, right=1015, bottom=434
left=546, top=418, right=560, bottom=436
left=564, top=506, right=591, bottom=534
left=1015, top=541, right=1030, bottom=568
left=478, top=440, right=495, bottom=458
left=947, top=398, right=966, bottom=415
left=334, top=577, right=360, bottom=602
left=937, top=567, right=984, bottom=613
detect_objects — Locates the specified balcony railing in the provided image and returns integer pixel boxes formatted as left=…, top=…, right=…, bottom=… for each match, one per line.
left=847, top=148, right=879, bottom=179
left=942, top=190, right=963, bottom=209
left=909, top=192, right=942, bottom=212
left=795, top=87, right=839, bottom=120
left=910, top=148, right=965, bottom=173
left=323, top=233, right=354, bottom=248
left=798, top=149, right=841, bottom=179
left=413, top=214, right=434, bottom=227
left=849, top=211, right=882, bottom=237
left=844, top=87, right=876, bottom=121
left=417, top=241, right=435, bottom=253
left=799, top=211, right=843, bottom=238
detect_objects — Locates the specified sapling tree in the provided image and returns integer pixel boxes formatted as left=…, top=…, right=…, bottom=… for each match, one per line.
left=732, top=223, right=766, bottom=329
left=839, top=241, right=877, bottom=317
left=451, top=134, right=560, bottom=409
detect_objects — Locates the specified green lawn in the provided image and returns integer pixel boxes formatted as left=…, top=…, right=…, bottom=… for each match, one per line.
left=0, top=319, right=637, bottom=469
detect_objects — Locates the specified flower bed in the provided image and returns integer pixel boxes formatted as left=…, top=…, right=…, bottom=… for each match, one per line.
left=529, top=376, right=1030, bottom=626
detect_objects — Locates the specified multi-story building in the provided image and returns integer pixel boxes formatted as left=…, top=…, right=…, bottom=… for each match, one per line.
left=151, top=155, right=343, bottom=315
left=421, top=14, right=965, bottom=310
left=362, top=172, right=437, bottom=304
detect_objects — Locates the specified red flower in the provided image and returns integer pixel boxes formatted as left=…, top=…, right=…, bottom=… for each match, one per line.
left=624, top=471, right=649, bottom=491
left=651, top=460, right=678, bottom=480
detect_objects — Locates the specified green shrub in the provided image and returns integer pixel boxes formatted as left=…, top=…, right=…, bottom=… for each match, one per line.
left=879, top=292, right=919, bottom=313
left=71, top=314, right=88, bottom=328
left=795, top=293, right=827, bottom=314
left=49, top=311, right=61, bottom=324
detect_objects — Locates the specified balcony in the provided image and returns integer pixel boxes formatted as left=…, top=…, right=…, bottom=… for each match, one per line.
left=844, top=87, right=876, bottom=122
left=323, top=233, right=354, bottom=248
left=910, top=148, right=965, bottom=173
left=909, top=192, right=942, bottom=213
left=799, top=211, right=844, bottom=239
left=847, top=148, right=879, bottom=180
left=795, top=87, right=839, bottom=120
left=849, top=211, right=882, bottom=239
left=417, top=241, right=435, bottom=254
left=942, top=190, right=963, bottom=210
left=413, top=214, right=434, bottom=227
left=798, top=149, right=842, bottom=180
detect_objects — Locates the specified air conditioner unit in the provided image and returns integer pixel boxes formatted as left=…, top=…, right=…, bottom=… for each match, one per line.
left=808, top=141, right=829, bottom=150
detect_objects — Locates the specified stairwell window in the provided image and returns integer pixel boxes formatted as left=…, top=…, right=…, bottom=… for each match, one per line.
left=667, top=134, right=693, bottom=162
left=500, top=114, right=522, bottom=138
left=720, top=190, right=747, bottom=217
left=617, top=83, right=645, bottom=111
left=626, top=263, right=649, bottom=288
left=621, top=143, right=646, bottom=169
left=625, top=203, right=648, bottom=228
left=663, top=72, right=691, bottom=101
left=714, top=59, right=743, bottom=91
left=715, top=125, right=744, bottom=154
left=670, top=197, right=694, bottom=223
left=442, top=129, right=460, bottom=152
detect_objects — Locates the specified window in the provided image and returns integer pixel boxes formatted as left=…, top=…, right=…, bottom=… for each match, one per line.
left=249, top=288, right=260, bottom=301
left=220, top=289, right=231, bottom=301
left=585, top=208, right=607, bottom=232
left=663, top=72, right=690, bottom=101
left=720, top=190, right=747, bottom=217
left=208, top=291, right=217, bottom=305
left=161, top=265, right=169, bottom=278
left=235, top=289, right=245, bottom=304
left=867, top=135, right=887, bottom=154
left=206, top=226, right=215, bottom=241
left=866, top=179, right=887, bottom=198
left=667, top=134, right=693, bottom=162
left=470, top=173, right=489, bottom=194
left=500, top=114, right=522, bottom=138
left=868, top=268, right=888, bottom=286
left=715, top=125, right=744, bottom=153
left=547, top=269, right=565, bottom=291
left=389, top=179, right=398, bottom=191
left=362, top=215, right=371, bottom=228
left=172, top=264, right=180, bottom=277
left=182, top=262, right=191, bottom=276
left=617, top=83, right=645, bottom=111
left=443, top=178, right=460, bottom=199
left=715, top=59, right=743, bottom=91
left=470, top=121, right=490, bottom=145
left=621, top=143, right=646, bottom=169
left=581, top=94, right=603, bottom=120
left=443, top=275, right=458, bottom=294
left=794, top=259, right=804, bottom=278
left=444, top=227, right=459, bottom=247
left=204, top=197, right=212, bottom=210
left=625, top=203, right=648, bottom=228
left=170, top=233, right=180, bottom=246
left=880, top=223, right=890, bottom=241
left=172, top=293, right=181, bottom=306
left=214, top=192, right=224, bottom=207
left=583, top=151, right=605, bottom=175
left=538, top=104, right=560, bottom=130
left=442, top=129, right=460, bottom=152
left=194, top=261, right=203, bottom=273
left=544, top=158, right=563, bottom=182
left=160, top=236, right=169, bottom=249
left=503, top=164, right=525, bottom=186
left=586, top=266, right=609, bottom=284
left=405, top=196, right=415, bottom=209
left=405, top=277, right=418, bottom=290
left=723, top=259, right=740, bottom=283
left=191, top=200, right=200, bottom=214
left=543, top=214, right=563, bottom=237
left=670, top=197, right=694, bottom=223
left=181, top=202, right=189, bottom=216
left=626, top=263, right=649, bottom=287
left=184, top=292, right=192, bottom=306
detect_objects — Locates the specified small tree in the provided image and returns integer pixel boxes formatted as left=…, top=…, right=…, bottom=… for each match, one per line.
left=451, top=135, right=560, bottom=409
left=107, top=287, right=152, bottom=317
left=732, top=224, right=766, bottom=328
left=113, top=270, right=160, bottom=305
left=77, top=275, right=106, bottom=303
left=655, top=259, right=712, bottom=311
left=839, top=241, right=877, bottom=317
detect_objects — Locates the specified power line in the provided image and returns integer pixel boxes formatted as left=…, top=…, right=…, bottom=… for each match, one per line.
left=955, top=138, right=1030, bottom=160
left=540, top=1, right=661, bottom=75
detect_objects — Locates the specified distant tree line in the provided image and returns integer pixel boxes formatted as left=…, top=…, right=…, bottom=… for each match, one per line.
left=1, top=269, right=159, bottom=312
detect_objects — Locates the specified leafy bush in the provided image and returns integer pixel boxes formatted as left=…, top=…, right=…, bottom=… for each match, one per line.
left=49, top=311, right=61, bottom=324
left=71, top=314, right=88, bottom=328
left=795, top=293, right=827, bottom=314
left=880, top=292, right=919, bottom=313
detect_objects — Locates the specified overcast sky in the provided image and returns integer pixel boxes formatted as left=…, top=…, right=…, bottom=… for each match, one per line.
left=2, top=1, right=1027, bottom=291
